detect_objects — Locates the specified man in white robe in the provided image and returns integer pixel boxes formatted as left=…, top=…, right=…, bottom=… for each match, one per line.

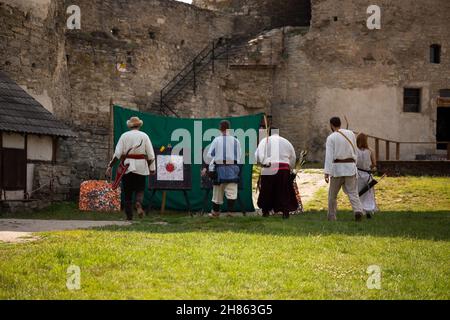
left=255, top=129, right=298, bottom=219
left=106, top=116, right=155, bottom=220
left=324, top=117, right=365, bottom=222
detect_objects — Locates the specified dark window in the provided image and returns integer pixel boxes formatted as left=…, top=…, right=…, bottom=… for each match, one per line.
left=439, top=89, right=450, bottom=98
left=403, top=88, right=421, bottom=113
left=430, top=44, right=441, bottom=64
left=1, top=148, right=26, bottom=190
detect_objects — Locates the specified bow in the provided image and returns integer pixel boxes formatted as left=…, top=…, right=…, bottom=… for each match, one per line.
left=344, top=115, right=350, bottom=130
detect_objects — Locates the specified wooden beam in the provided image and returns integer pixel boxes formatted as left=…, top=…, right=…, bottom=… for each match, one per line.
left=385, top=141, right=390, bottom=160
left=375, top=138, right=380, bottom=161
left=396, top=143, right=400, bottom=160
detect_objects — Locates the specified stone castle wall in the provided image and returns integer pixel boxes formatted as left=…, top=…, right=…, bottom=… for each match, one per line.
left=1, top=0, right=448, bottom=206
left=271, top=0, right=450, bottom=161
left=0, top=0, right=234, bottom=200
left=193, top=0, right=311, bottom=31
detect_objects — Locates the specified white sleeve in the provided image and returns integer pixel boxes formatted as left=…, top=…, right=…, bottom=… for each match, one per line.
left=255, top=140, right=267, bottom=165
left=145, top=135, right=156, bottom=171
left=324, top=136, right=334, bottom=175
left=113, top=136, right=125, bottom=160
left=206, top=138, right=217, bottom=164
left=351, top=132, right=358, bottom=161
left=255, top=142, right=262, bottom=165
left=236, top=138, right=242, bottom=164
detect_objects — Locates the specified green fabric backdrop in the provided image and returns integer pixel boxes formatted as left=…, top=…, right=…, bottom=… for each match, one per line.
left=114, top=105, right=263, bottom=212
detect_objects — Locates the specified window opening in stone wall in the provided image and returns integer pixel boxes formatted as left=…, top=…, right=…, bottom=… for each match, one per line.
left=430, top=44, right=441, bottom=64
left=403, top=88, right=422, bottom=113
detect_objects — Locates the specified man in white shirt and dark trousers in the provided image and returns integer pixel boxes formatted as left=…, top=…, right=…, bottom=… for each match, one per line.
left=204, top=120, right=242, bottom=218
left=324, top=117, right=365, bottom=222
left=106, top=117, right=156, bottom=221
left=255, top=128, right=298, bottom=219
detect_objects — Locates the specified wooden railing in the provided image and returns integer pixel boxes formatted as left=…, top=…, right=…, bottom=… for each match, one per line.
left=360, top=133, right=450, bottom=161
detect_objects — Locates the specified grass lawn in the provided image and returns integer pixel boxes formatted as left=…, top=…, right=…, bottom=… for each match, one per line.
left=0, top=176, right=449, bottom=300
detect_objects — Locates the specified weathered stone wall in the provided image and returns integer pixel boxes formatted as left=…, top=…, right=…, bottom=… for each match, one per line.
left=0, top=0, right=71, bottom=119
left=167, top=28, right=284, bottom=118
left=0, top=0, right=234, bottom=202
left=62, top=0, right=233, bottom=187
left=171, top=64, right=275, bottom=118
left=272, top=0, right=450, bottom=161
left=193, top=0, right=311, bottom=32
left=0, top=0, right=76, bottom=206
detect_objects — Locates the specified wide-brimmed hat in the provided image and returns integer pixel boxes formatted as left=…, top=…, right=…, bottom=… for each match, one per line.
left=127, top=116, right=143, bottom=128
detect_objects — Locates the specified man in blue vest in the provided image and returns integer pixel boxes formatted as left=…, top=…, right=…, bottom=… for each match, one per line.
left=204, top=120, right=242, bottom=218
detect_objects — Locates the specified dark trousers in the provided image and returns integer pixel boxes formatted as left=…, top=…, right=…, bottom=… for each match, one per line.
left=258, top=170, right=298, bottom=216
left=122, top=173, right=146, bottom=220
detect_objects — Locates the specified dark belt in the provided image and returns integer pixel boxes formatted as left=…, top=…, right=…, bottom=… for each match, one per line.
left=126, top=154, right=146, bottom=160
left=334, top=158, right=355, bottom=163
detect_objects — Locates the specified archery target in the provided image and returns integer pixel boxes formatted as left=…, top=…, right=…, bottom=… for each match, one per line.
left=156, top=155, right=184, bottom=181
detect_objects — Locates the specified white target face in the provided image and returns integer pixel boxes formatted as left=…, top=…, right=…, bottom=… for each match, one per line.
left=156, top=155, right=184, bottom=181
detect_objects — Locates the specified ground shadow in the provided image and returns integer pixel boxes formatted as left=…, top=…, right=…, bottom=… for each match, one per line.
left=92, top=210, right=450, bottom=242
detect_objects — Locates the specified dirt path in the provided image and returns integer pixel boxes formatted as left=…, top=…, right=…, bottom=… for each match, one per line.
left=0, top=219, right=131, bottom=243
left=297, top=169, right=327, bottom=205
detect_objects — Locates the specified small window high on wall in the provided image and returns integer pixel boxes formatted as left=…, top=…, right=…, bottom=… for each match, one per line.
left=430, top=44, right=441, bottom=64
left=403, top=88, right=421, bottom=113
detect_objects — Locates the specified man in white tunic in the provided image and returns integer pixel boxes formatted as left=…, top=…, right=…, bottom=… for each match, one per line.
left=255, top=129, right=298, bottom=219
left=324, top=117, right=365, bottom=222
left=204, top=120, right=242, bottom=218
left=106, top=117, right=156, bottom=220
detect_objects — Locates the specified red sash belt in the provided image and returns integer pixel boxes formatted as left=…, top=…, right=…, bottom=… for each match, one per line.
left=126, top=154, right=146, bottom=160
left=264, top=162, right=290, bottom=171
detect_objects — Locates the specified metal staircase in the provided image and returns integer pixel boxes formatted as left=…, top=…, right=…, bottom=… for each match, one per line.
left=148, top=34, right=260, bottom=117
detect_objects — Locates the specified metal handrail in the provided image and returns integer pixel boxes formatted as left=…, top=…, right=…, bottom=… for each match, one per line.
left=157, top=32, right=270, bottom=116
left=160, top=38, right=223, bottom=95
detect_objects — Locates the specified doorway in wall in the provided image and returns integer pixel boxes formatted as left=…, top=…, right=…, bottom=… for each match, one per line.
left=437, top=89, right=450, bottom=150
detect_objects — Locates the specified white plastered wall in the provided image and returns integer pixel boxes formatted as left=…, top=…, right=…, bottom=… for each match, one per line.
left=315, top=85, right=436, bottom=160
